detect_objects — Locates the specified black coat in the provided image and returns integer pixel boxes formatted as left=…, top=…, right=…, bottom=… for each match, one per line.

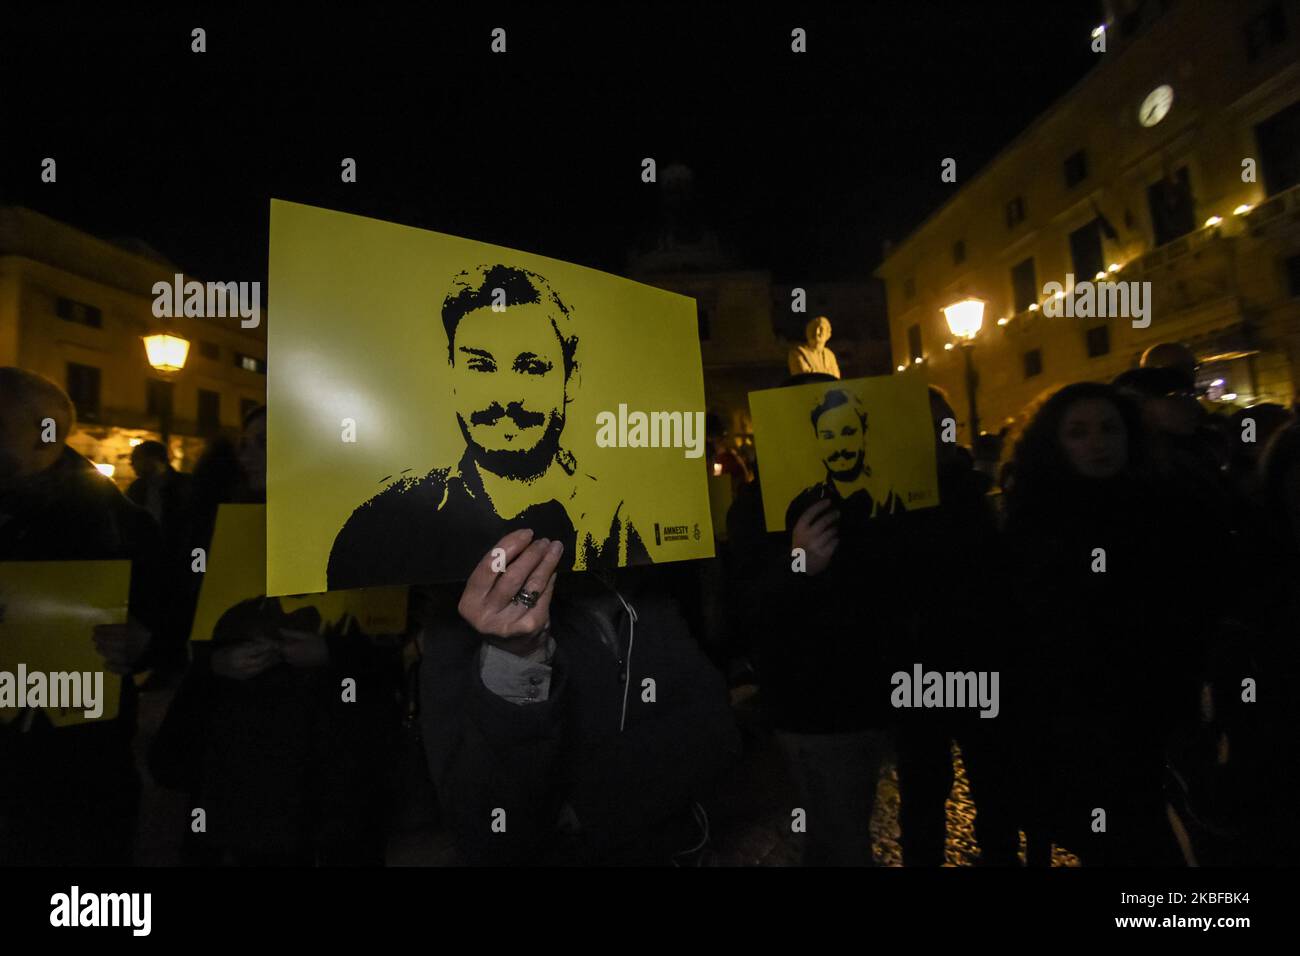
left=756, top=474, right=914, bottom=734
left=1003, top=475, right=1205, bottom=829
left=0, top=446, right=165, bottom=864
left=419, top=568, right=740, bottom=864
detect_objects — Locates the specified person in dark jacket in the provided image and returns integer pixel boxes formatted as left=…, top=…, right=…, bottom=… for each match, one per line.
left=1002, top=381, right=1203, bottom=866
left=419, top=528, right=740, bottom=865
left=0, top=367, right=167, bottom=865
left=751, top=373, right=910, bottom=866
left=890, top=387, right=1010, bottom=866
left=127, top=440, right=192, bottom=532
left=156, top=404, right=404, bottom=865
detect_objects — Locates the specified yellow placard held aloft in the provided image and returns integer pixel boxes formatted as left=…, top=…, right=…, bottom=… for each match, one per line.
left=190, top=503, right=408, bottom=642
left=266, top=199, right=714, bottom=594
left=0, top=560, right=128, bottom=728
left=749, top=374, right=941, bottom=533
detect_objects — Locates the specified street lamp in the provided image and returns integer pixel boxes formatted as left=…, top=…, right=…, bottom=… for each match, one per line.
left=142, top=331, right=190, bottom=446
left=942, top=297, right=985, bottom=442
left=143, top=333, right=190, bottom=372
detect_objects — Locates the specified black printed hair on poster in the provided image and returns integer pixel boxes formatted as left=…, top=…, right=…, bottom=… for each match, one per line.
left=441, top=264, right=579, bottom=378
left=810, top=388, right=867, bottom=433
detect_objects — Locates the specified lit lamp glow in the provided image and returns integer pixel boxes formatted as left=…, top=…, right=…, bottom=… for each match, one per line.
left=143, top=333, right=190, bottom=373
left=1233, top=204, right=1252, bottom=216
left=1204, top=215, right=1222, bottom=228
left=942, top=297, right=985, bottom=340
left=94, top=463, right=116, bottom=478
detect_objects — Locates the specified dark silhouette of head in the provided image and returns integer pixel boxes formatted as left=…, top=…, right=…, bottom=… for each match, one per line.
left=0, top=367, right=74, bottom=487
left=1007, top=381, right=1144, bottom=519
left=130, top=440, right=170, bottom=479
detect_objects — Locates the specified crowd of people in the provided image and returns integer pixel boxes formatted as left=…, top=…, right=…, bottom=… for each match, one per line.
left=2, top=343, right=1298, bottom=866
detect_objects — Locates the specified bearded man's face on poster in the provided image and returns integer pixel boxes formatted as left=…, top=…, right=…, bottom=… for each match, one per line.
left=450, top=302, right=570, bottom=483
left=817, top=401, right=867, bottom=482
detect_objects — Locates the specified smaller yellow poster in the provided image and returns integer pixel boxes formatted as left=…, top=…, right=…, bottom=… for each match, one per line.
left=748, top=373, right=940, bottom=532
left=0, top=560, right=128, bottom=728
left=190, top=504, right=408, bottom=642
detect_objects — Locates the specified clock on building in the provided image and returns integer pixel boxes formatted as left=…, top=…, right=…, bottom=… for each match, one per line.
left=1138, top=85, right=1174, bottom=127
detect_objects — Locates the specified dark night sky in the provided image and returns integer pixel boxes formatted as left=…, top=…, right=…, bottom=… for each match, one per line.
left=3, top=2, right=1103, bottom=288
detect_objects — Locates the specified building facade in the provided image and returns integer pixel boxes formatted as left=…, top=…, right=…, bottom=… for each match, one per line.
left=877, top=0, right=1300, bottom=442
left=0, top=206, right=268, bottom=485
left=629, top=247, right=889, bottom=446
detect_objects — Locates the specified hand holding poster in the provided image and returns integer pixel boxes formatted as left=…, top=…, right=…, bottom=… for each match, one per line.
left=748, top=374, right=940, bottom=533
left=267, top=200, right=713, bottom=594
left=0, top=560, right=128, bottom=728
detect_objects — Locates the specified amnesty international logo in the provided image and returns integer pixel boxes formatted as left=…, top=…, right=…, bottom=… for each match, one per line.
left=655, top=522, right=693, bottom=544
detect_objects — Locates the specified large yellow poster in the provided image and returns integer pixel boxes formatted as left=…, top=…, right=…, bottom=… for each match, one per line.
left=267, top=200, right=713, bottom=594
left=0, top=560, right=127, bottom=728
left=190, top=504, right=408, bottom=642
left=749, top=374, right=940, bottom=532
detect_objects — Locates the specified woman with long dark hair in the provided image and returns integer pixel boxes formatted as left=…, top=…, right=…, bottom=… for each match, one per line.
left=1002, top=382, right=1202, bottom=865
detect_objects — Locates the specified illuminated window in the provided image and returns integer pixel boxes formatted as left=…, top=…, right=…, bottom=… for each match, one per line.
left=234, top=353, right=267, bottom=374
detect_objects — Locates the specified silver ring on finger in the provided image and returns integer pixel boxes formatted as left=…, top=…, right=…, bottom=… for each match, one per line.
left=511, top=588, right=541, bottom=609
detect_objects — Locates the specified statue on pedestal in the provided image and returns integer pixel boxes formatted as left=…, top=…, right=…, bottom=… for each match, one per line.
left=788, top=315, right=840, bottom=379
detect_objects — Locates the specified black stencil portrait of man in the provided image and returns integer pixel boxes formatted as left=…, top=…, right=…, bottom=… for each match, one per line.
left=327, top=264, right=650, bottom=588
left=783, top=387, right=906, bottom=530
